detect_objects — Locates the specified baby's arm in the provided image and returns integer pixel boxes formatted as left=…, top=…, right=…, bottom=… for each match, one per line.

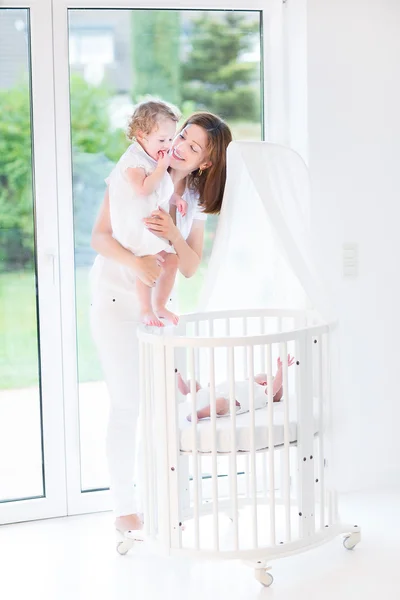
left=264, top=354, right=295, bottom=402
left=126, top=151, right=171, bottom=197
left=170, top=192, right=188, bottom=217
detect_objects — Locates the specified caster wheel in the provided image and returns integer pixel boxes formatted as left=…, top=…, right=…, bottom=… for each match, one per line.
left=343, top=532, right=360, bottom=551
left=255, top=569, right=274, bottom=587
left=116, top=537, right=135, bottom=555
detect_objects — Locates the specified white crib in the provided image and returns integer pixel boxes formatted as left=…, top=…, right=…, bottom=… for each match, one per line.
left=120, top=309, right=360, bottom=587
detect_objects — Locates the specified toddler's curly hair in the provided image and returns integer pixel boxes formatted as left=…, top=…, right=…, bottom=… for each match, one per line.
left=127, top=99, right=181, bottom=140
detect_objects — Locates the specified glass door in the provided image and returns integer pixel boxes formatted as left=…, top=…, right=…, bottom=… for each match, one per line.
left=0, top=1, right=66, bottom=524
left=53, top=2, right=266, bottom=514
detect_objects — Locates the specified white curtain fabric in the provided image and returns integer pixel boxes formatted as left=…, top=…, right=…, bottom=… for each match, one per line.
left=200, top=141, right=333, bottom=323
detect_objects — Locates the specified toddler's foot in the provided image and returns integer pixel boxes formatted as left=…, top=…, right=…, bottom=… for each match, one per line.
left=142, top=310, right=164, bottom=327
left=155, top=306, right=179, bottom=326
left=187, top=398, right=240, bottom=421
left=115, top=513, right=144, bottom=533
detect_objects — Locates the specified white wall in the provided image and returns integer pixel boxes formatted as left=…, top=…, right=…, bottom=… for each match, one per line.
left=287, top=0, right=400, bottom=490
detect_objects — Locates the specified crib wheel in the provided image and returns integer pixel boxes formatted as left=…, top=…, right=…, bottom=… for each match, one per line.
left=116, top=531, right=135, bottom=555
left=343, top=531, right=361, bottom=551
left=116, top=539, right=135, bottom=555
left=254, top=569, right=274, bottom=587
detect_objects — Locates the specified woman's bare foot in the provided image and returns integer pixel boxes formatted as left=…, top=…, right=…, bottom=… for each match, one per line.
left=142, top=310, right=164, bottom=327
left=115, top=513, right=144, bottom=533
left=187, top=397, right=240, bottom=421
left=155, top=306, right=179, bottom=326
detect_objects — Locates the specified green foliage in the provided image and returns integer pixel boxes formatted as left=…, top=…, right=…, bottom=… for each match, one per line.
left=131, top=10, right=181, bottom=106
left=70, top=73, right=127, bottom=163
left=0, top=83, right=33, bottom=270
left=0, top=75, right=127, bottom=270
left=182, top=13, right=260, bottom=120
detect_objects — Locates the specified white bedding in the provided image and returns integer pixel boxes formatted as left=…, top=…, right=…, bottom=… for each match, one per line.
left=178, top=400, right=318, bottom=454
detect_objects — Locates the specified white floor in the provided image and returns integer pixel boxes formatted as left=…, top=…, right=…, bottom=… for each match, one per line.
left=1, top=491, right=399, bottom=600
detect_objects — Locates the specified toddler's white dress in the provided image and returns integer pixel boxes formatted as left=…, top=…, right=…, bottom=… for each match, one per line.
left=107, top=141, right=174, bottom=257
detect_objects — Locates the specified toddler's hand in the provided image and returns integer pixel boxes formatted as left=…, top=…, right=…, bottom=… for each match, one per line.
left=176, top=198, right=188, bottom=217
left=157, top=149, right=172, bottom=170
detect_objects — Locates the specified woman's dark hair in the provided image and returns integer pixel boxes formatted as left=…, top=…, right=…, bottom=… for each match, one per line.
left=179, top=112, right=232, bottom=215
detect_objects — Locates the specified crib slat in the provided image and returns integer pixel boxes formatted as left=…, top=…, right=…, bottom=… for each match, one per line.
left=317, top=334, right=325, bottom=529
left=225, top=318, right=230, bottom=336
left=145, top=343, right=156, bottom=537
left=260, top=317, right=266, bottom=376
left=139, top=341, right=150, bottom=537
left=297, top=332, right=316, bottom=538
left=280, top=341, right=291, bottom=542
left=209, top=346, right=219, bottom=552
left=262, top=453, right=268, bottom=500
left=267, top=343, right=276, bottom=545
left=194, top=321, right=200, bottom=381
left=248, top=346, right=258, bottom=548
left=165, top=345, right=182, bottom=550
left=242, top=318, right=248, bottom=378
left=228, top=346, right=239, bottom=549
left=154, top=344, right=171, bottom=548
left=209, top=319, right=214, bottom=337
left=189, top=348, right=200, bottom=549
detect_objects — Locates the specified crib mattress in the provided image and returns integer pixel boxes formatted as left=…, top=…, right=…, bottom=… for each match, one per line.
left=178, top=401, right=318, bottom=454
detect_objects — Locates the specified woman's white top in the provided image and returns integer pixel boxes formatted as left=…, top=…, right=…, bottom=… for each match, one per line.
left=107, top=141, right=174, bottom=257
left=90, top=161, right=206, bottom=296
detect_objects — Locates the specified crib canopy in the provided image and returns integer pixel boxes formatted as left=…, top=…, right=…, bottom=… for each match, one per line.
left=200, top=141, right=332, bottom=323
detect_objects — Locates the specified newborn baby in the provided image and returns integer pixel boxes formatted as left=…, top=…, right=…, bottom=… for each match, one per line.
left=177, top=355, right=295, bottom=421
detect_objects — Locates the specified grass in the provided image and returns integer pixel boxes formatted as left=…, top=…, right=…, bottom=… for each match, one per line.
left=229, top=121, right=262, bottom=141
left=0, top=270, right=40, bottom=389
left=0, top=266, right=207, bottom=390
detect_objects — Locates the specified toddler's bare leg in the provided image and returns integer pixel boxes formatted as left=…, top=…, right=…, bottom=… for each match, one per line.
left=153, top=252, right=179, bottom=325
left=136, top=277, right=164, bottom=327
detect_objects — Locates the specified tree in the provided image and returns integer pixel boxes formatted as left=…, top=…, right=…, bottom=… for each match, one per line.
left=182, top=13, right=260, bottom=120
left=0, top=84, right=34, bottom=270
left=0, top=75, right=127, bottom=271
left=131, top=11, right=181, bottom=106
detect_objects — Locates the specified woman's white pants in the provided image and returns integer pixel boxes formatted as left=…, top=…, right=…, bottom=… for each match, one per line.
left=90, top=288, right=143, bottom=517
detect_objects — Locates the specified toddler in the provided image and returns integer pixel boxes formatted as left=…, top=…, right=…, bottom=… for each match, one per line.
left=177, top=355, right=295, bottom=421
left=106, top=99, right=187, bottom=327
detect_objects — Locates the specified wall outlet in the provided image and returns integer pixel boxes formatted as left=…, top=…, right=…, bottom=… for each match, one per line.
left=342, top=243, right=359, bottom=278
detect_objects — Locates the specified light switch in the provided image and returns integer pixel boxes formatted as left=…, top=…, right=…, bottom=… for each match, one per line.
left=342, top=243, right=358, bottom=278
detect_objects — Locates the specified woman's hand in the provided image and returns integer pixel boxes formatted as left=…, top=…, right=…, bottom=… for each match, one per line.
left=134, top=254, right=164, bottom=287
left=144, top=207, right=178, bottom=243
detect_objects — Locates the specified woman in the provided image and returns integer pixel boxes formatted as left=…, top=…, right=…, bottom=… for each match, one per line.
left=90, top=112, right=232, bottom=535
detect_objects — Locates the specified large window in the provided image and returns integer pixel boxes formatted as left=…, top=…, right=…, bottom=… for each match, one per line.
left=0, top=8, right=44, bottom=503
left=67, top=8, right=263, bottom=494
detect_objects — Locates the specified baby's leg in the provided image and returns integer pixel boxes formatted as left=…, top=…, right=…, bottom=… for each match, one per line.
left=176, top=371, right=201, bottom=395
left=187, top=397, right=241, bottom=421
left=136, top=277, right=164, bottom=327
left=153, top=252, right=179, bottom=325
